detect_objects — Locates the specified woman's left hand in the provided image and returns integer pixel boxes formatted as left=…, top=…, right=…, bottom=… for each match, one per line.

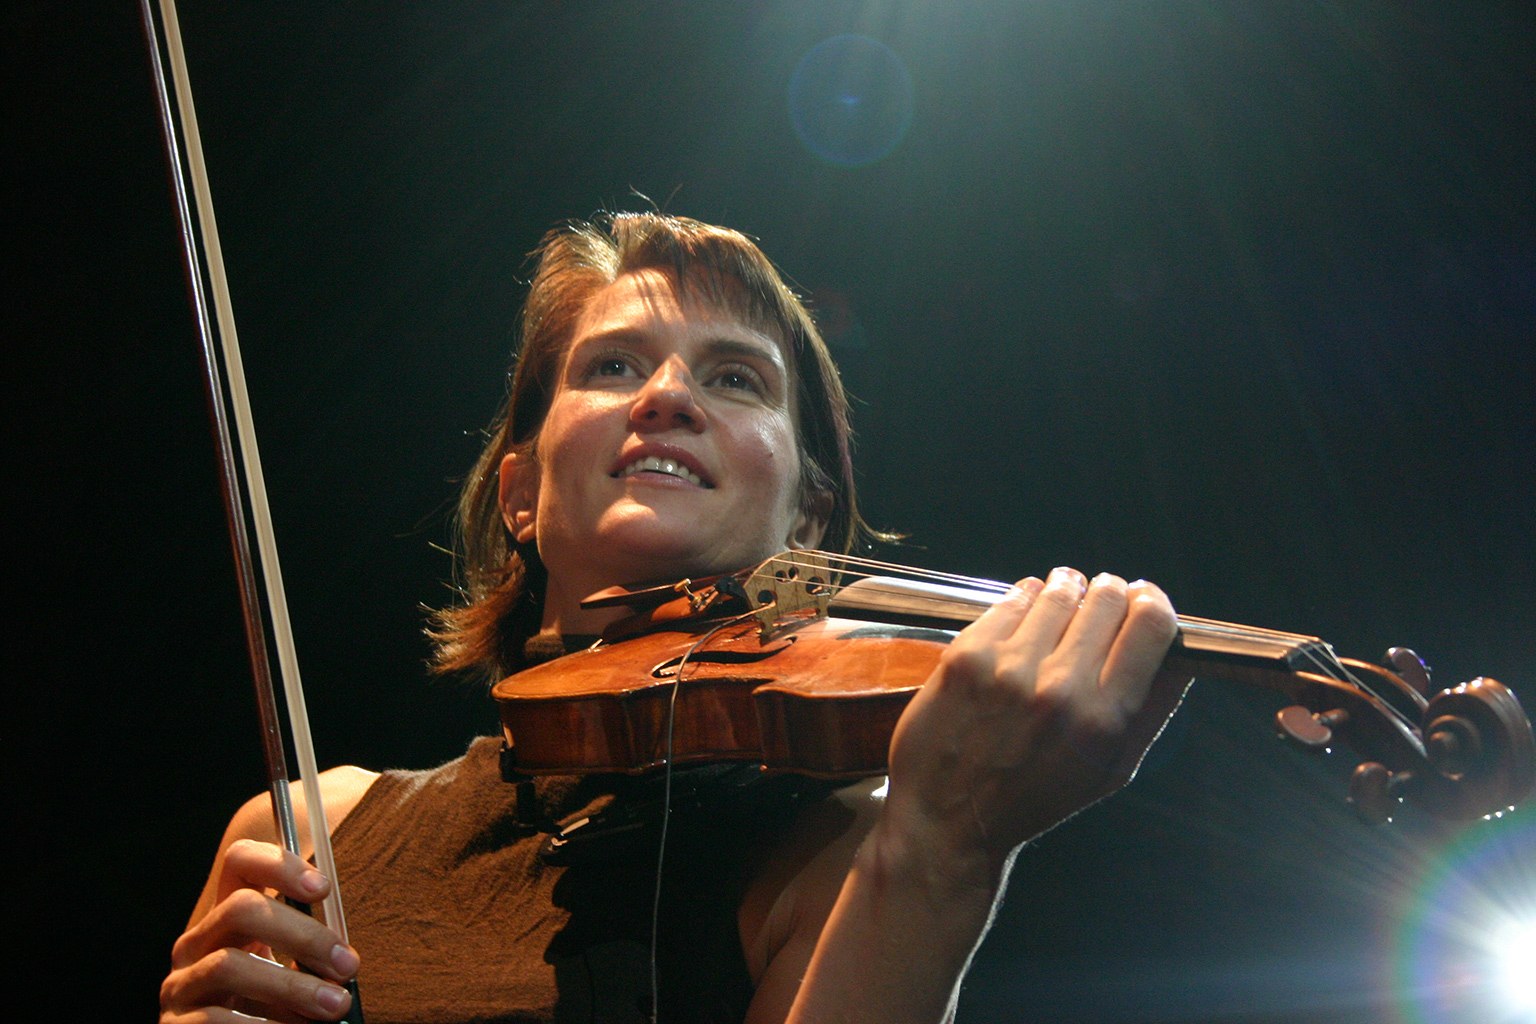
left=880, top=566, right=1187, bottom=881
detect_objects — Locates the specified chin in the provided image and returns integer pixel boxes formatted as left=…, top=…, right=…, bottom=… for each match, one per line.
left=611, top=538, right=743, bottom=581
left=598, top=525, right=768, bottom=583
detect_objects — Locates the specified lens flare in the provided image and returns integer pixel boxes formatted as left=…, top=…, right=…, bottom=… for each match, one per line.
left=1391, top=815, right=1536, bottom=1024
left=1492, top=919, right=1536, bottom=1015
left=788, top=35, right=914, bottom=168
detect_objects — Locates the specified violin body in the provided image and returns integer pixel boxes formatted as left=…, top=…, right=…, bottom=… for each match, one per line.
left=496, top=613, right=950, bottom=778
left=492, top=552, right=1536, bottom=824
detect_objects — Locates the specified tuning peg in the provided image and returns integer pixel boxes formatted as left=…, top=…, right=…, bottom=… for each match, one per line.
left=1384, top=647, right=1432, bottom=698
left=1349, top=761, right=1414, bottom=825
left=1276, top=705, right=1348, bottom=749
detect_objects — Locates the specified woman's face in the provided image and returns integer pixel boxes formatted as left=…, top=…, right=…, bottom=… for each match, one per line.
left=500, top=268, right=825, bottom=627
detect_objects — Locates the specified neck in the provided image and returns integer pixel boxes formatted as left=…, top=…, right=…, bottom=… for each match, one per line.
left=539, top=573, right=631, bottom=637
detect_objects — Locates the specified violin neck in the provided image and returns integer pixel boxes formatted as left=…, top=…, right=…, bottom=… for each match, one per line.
left=826, top=575, right=1334, bottom=683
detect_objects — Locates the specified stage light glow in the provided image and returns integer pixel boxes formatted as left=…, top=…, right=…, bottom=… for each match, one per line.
left=1491, top=918, right=1536, bottom=1016
left=1392, top=817, right=1536, bottom=1024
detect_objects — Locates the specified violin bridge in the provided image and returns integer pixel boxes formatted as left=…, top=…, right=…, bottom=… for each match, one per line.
left=744, top=551, right=836, bottom=638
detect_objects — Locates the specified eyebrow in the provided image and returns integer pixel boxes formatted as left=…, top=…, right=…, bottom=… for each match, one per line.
left=572, top=328, right=788, bottom=370
left=700, top=335, right=788, bottom=368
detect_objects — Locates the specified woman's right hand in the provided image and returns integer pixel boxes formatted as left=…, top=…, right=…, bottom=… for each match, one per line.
left=159, top=838, right=359, bottom=1023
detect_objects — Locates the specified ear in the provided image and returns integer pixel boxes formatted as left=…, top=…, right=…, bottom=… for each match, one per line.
left=497, top=451, right=540, bottom=546
left=784, top=490, right=832, bottom=551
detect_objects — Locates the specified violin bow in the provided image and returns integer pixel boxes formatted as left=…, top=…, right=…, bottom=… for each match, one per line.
left=140, top=2, right=363, bottom=1019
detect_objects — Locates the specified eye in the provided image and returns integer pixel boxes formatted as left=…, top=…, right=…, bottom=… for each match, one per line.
left=708, top=363, right=767, bottom=394
left=578, top=349, right=640, bottom=383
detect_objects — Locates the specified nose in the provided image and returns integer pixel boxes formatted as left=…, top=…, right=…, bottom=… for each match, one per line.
left=629, top=356, right=706, bottom=433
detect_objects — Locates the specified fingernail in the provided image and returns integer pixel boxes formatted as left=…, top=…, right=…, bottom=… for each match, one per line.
left=299, top=868, right=327, bottom=896
left=331, top=943, right=360, bottom=977
left=315, top=983, right=349, bottom=1014
left=1049, top=566, right=1086, bottom=590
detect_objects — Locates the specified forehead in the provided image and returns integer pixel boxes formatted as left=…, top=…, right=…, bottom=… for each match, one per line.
left=567, top=268, right=790, bottom=362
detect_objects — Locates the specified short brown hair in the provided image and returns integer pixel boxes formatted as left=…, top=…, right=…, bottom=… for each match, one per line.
left=431, top=212, right=868, bottom=680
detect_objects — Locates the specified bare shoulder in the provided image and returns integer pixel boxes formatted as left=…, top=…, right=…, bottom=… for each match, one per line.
left=310, top=765, right=382, bottom=835
left=189, top=766, right=381, bottom=926
left=738, top=775, right=887, bottom=984
left=223, top=765, right=382, bottom=850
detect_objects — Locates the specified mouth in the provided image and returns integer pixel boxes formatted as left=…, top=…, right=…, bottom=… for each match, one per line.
left=614, top=454, right=712, bottom=488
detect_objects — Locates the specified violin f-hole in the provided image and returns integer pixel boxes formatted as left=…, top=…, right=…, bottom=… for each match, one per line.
left=650, top=635, right=798, bottom=679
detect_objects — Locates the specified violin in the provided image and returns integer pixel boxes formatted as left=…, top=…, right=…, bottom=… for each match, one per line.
left=493, top=551, right=1536, bottom=826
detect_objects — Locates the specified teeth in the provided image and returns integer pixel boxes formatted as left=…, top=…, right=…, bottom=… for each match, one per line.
left=619, top=455, right=704, bottom=487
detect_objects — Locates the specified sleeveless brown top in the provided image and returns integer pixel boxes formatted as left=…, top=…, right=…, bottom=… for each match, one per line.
left=332, top=735, right=823, bottom=1024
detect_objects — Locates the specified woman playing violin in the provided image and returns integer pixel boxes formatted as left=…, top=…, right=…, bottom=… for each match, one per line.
left=159, top=212, right=1189, bottom=1024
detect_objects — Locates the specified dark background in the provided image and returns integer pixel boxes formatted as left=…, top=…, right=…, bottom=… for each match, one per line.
left=17, top=3, right=1534, bottom=1021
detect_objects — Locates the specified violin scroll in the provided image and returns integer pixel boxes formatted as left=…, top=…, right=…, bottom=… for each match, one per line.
left=1415, top=677, right=1536, bottom=819
left=1279, top=659, right=1535, bottom=824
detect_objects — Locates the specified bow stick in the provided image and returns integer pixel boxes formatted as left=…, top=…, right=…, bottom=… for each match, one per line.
left=140, top=3, right=363, bottom=1019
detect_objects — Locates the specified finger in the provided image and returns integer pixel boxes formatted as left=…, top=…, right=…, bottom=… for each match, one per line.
left=1043, top=572, right=1130, bottom=695
left=955, top=576, right=1044, bottom=647
left=161, top=946, right=354, bottom=1023
left=216, top=838, right=330, bottom=907
left=1010, top=566, right=1089, bottom=664
left=173, top=886, right=358, bottom=983
left=1098, top=578, right=1179, bottom=716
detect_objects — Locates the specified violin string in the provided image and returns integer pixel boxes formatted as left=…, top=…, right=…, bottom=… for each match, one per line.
left=1183, top=614, right=1418, bottom=729
left=1295, top=643, right=1420, bottom=730
left=758, top=551, right=1420, bottom=733
left=796, top=550, right=1015, bottom=595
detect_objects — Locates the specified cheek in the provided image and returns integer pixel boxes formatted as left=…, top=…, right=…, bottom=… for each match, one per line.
left=739, top=416, right=804, bottom=507
left=537, top=394, right=608, bottom=464
left=531, top=396, right=611, bottom=513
